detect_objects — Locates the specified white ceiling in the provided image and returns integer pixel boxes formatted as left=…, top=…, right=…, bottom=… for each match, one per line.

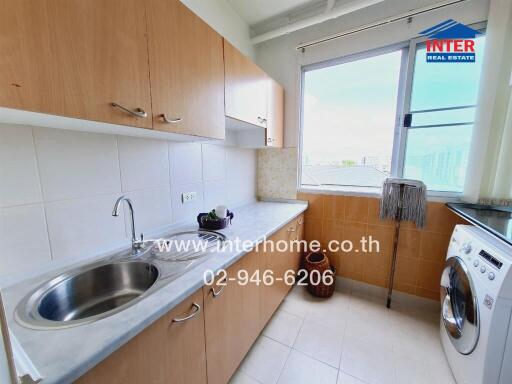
left=227, top=0, right=318, bottom=25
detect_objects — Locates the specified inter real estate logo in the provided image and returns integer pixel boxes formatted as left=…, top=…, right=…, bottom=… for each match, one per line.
left=419, top=19, right=481, bottom=63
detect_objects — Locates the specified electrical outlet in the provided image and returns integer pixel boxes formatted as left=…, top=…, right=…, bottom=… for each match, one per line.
left=181, top=191, right=197, bottom=204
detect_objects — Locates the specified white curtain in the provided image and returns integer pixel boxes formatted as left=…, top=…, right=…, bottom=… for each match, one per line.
left=463, top=0, right=512, bottom=202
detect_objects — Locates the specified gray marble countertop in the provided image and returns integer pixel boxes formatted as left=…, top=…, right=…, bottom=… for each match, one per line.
left=2, top=201, right=307, bottom=384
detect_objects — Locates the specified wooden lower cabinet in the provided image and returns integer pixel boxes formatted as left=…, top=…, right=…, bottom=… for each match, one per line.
left=75, top=289, right=206, bottom=384
left=76, top=215, right=304, bottom=384
left=202, top=249, right=262, bottom=384
left=259, top=214, right=304, bottom=328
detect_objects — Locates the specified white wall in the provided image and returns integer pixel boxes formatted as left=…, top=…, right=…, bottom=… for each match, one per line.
left=0, top=124, right=257, bottom=280
left=180, top=0, right=254, bottom=58
left=254, top=0, right=490, bottom=148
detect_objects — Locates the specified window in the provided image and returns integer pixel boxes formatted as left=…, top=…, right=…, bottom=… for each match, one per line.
left=402, top=35, right=486, bottom=192
left=300, top=29, right=486, bottom=194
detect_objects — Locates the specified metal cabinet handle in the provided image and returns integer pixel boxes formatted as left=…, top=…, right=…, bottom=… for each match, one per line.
left=257, top=116, right=263, bottom=123
left=287, top=227, right=296, bottom=232
left=161, top=114, right=182, bottom=124
left=211, top=278, right=227, bottom=298
left=297, top=217, right=304, bottom=225
left=267, top=137, right=272, bottom=143
left=111, top=102, right=147, bottom=118
left=172, top=302, right=201, bottom=323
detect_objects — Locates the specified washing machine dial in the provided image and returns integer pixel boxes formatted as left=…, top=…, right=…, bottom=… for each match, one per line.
left=473, top=260, right=479, bottom=267
left=461, top=242, right=473, bottom=254
left=488, top=272, right=496, bottom=281
left=480, top=266, right=487, bottom=273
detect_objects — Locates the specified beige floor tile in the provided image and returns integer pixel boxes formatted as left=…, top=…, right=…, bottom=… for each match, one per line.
left=239, top=336, right=291, bottom=384
left=293, top=318, right=345, bottom=368
left=337, top=372, right=367, bottom=384
left=230, top=370, right=262, bottom=384
left=277, top=350, right=338, bottom=384
left=395, top=354, right=455, bottom=384
left=340, top=333, right=396, bottom=384
left=304, top=291, right=350, bottom=328
left=263, top=309, right=303, bottom=347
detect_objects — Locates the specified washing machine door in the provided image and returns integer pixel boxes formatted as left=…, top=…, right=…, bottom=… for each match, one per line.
left=440, top=256, right=480, bottom=355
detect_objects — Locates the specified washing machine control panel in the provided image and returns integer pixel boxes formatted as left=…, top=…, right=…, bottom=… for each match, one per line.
left=451, top=225, right=512, bottom=289
left=479, top=249, right=503, bottom=269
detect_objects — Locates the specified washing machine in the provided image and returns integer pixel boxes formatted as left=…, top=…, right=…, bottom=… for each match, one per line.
left=441, top=225, right=512, bottom=384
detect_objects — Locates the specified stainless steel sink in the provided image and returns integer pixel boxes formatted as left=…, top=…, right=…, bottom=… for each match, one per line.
left=15, top=260, right=160, bottom=329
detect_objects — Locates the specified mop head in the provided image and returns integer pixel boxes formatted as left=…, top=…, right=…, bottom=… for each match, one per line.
left=380, top=178, right=427, bottom=228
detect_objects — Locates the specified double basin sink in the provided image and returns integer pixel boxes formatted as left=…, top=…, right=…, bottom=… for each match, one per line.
left=15, top=230, right=226, bottom=330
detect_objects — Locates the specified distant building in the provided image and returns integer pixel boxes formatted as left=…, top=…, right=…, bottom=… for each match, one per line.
left=302, top=164, right=388, bottom=187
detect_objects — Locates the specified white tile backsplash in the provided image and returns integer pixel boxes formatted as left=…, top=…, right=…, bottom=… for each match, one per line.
left=118, top=136, right=170, bottom=192
left=202, top=144, right=226, bottom=182
left=0, top=204, right=51, bottom=275
left=169, top=143, right=203, bottom=186
left=0, top=125, right=42, bottom=207
left=227, top=147, right=257, bottom=207
left=45, top=194, right=127, bottom=261
left=123, top=186, right=172, bottom=235
left=34, top=128, right=121, bottom=201
left=0, top=124, right=257, bottom=278
left=171, top=182, right=204, bottom=224
left=204, top=180, right=227, bottom=211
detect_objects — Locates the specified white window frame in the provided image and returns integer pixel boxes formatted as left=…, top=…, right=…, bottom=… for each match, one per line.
left=297, top=22, right=486, bottom=200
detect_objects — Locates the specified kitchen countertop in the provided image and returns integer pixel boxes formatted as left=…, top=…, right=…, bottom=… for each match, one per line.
left=446, top=202, right=512, bottom=246
left=2, top=201, right=307, bottom=384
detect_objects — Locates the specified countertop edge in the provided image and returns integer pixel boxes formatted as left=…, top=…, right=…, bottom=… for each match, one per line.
left=446, top=202, right=512, bottom=247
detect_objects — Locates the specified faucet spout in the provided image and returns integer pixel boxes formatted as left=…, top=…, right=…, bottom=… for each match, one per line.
left=112, top=196, right=144, bottom=253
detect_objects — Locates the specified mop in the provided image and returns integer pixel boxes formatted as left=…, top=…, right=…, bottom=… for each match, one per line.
left=380, top=178, right=427, bottom=308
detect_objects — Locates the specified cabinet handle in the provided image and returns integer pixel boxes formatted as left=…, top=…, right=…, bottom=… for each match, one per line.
left=267, top=137, right=272, bottom=143
left=172, top=302, right=201, bottom=323
left=257, top=116, right=263, bottom=123
left=111, top=102, right=147, bottom=118
left=297, top=217, right=303, bottom=225
left=211, top=278, right=227, bottom=298
left=287, top=227, right=296, bottom=232
left=161, top=114, right=183, bottom=124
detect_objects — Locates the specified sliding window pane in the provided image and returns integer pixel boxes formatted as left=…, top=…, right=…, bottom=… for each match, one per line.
left=302, top=50, right=403, bottom=188
left=410, top=35, right=485, bottom=111
left=403, top=125, right=472, bottom=192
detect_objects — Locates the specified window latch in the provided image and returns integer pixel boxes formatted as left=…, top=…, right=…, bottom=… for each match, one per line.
left=403, top=113, right=412, bottom=128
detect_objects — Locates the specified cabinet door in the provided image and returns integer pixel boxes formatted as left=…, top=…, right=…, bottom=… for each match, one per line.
left=224, top=40, right=268, bottom=128
left=146, top=0, right=225, bottom=139
left=165, top=289, right=208, bottom=384
left=289, top=214, right=305, bottom=271
left=266, top=79, right=284, bottom=148
left=0, top=0, right=152, bottom=128
left=240, top=250, right=261, bottom=351
left=259, top=226, right=290, bottom=328
left=203, top=262, right=245, bottom=384
left=76, top=289, right=206, bottom=384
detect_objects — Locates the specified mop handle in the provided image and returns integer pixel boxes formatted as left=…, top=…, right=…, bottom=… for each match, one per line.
left=386, top=183, right=404, bottom=308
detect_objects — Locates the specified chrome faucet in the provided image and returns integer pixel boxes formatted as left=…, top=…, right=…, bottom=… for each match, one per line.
left=112, top=196, right=144, bottom=254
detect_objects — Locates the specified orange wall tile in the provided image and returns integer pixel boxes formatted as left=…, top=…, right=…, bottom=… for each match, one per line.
left=298, top=193, right=469, bottom=301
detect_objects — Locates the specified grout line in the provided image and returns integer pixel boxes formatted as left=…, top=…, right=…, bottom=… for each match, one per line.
left=30, top=127, right=54, bottom=261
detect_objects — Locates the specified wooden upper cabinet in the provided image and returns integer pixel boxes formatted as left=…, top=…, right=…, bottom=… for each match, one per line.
left=0, top=0, right=152, bottom=128
left=266, top=79, right=284, bottom=147
left=224, top=40, right=269, bottom=128
left=146, top=0, right=225, bottom=139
